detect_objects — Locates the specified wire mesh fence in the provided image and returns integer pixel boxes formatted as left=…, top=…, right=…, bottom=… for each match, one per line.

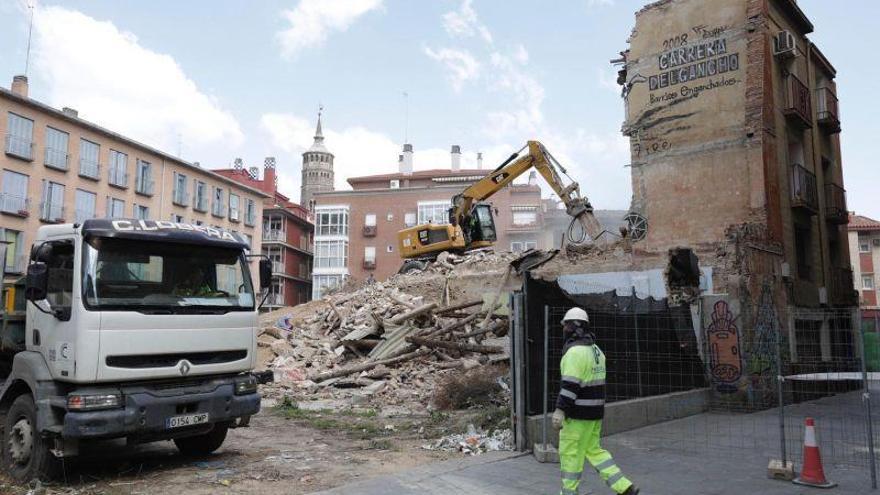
left=536, top=289, right=879, bottom=491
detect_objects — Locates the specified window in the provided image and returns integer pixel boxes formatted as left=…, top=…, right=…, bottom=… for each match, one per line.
left=44, top=127, right=69, bottom=170
left=170, top=213, right=184, bottom=223
left=3, top=229, right=23, bottom=274
left=418, top=201, right=450, bottom=225
left=860, top=239, right=872, bottom=253
left=212, top=187, right=225, bottom=216
left=133, top=203, right=149, bottom=220
left=108, top=149, right=128, bottom=187
left=365, top=214, right=377, bottom=227
left=364, top=246, right=376, bottom=263
left=74, top=189, right=97, bottom=223
left=40, top=181, right=65, bottom=222
left=386, top=245, right=393, bottom=253
left=135, top=160, right=153, bottom=195
left=864, top=275, right=876, bottom=290
left=404, top=212, right=416, bottom=228
left=79, top=139, right=100, bottom=179
left=1, top=170, right=29, bottom=215
left=43, top=240, right=74, bottom=321
left=193, top=181, right=208, bottom=211
left=315, top=207, right=349, bottom=236
left=511, top=242, right=523, bottom=252
left=229, top=193, right=240, bottom=221
left=315, top=239, right=348, bottom=268
left=6, top=112, right=34, bottom=160
left=244, top=198, right=256, bottom=226
left=386, top=213, right=394, bottom=222
left=511, top=241, right=537, bottom=252
left=313, top=274, right=346, bottom=299
left=390, top=179, right=400, bottom=189
left=794, top=225, right=812, bottom=281
left=173, top=172, right=188, bottom=205
left=512, top=210, right=537, bottom=226
left=107, top=197, right=125, bottom=218
left=525, top=241, right=537, bottom=250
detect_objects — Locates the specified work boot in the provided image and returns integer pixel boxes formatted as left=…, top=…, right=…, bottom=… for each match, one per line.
left=622, top=485, right=640, bottom=495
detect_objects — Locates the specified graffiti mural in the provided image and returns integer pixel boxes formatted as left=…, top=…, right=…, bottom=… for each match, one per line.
left=745, top=283, right=780, bottom=405
left=706, top=300, right=743, bottom=393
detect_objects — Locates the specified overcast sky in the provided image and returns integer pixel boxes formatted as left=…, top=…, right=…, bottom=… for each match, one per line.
left=0, top=0, right=876, bottom=218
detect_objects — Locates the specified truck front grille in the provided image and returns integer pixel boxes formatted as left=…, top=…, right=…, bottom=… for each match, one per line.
left=106, top=350, right=248, bottom=369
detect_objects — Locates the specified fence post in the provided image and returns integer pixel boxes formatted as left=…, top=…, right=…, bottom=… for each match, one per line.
left=858, top=310, right=878, bottom=489
left=543, top=305, right=550, bottom=450
left=631, top=287, right=643, bottom=397
left=776, top=306, right=787, bottom=468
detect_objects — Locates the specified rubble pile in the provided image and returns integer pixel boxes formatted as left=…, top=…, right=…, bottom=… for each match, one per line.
left=259, top=250, right=515, bottom=414
left=423, top=424, right=513, bottom=455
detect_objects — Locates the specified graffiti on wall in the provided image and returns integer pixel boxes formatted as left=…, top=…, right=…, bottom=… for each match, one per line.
left=706, top=300, right=743, bottom=393
left=745, top=283, right=781, bottom=405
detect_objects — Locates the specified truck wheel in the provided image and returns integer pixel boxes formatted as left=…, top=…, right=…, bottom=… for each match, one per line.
left=173, top=422, right=229, bottom=456
left=399, top=260, right=427, bottom=274
left=2, top=395, right=62, bottom=482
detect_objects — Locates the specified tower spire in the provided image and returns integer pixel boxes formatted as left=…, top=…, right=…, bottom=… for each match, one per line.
left=314, top=104, right=324, bottom=142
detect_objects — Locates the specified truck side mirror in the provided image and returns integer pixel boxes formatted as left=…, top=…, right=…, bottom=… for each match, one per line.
left=259, top=259, right=272, bottom=289
left=25, top=262, right=49, bottom=301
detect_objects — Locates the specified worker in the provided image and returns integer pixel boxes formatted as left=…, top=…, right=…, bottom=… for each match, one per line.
left=553, top=307, right=639, bottom=495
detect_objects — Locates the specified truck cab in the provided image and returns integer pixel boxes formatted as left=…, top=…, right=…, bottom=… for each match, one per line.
left=0, top=219, right=270, bottom=481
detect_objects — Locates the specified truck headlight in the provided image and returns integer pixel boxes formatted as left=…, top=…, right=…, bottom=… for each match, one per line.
left=67, top=393, right=122, bottom=411
left=234, top=375, right=258, bottom=395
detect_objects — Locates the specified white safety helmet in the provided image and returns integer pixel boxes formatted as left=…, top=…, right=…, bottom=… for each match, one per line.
left=562, top=307, right=589, bottom=324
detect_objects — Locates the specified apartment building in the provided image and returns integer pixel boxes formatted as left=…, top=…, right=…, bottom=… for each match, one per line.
left=0, top=75, right=268, bottom=278
left=311, top=145, right=544, bottom=298
left=848, top=213, right=880, bottom=324
left=214, top=158, right=314, bottom=309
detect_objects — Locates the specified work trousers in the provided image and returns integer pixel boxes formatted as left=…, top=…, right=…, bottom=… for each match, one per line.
left=559, top=418, right=632, bottom=495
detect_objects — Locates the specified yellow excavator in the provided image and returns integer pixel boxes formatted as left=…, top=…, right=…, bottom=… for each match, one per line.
left=396, top=140, right=602, bottom=273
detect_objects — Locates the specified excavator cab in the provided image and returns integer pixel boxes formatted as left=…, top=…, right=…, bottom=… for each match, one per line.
left=462, top=203, right=497, bottom=247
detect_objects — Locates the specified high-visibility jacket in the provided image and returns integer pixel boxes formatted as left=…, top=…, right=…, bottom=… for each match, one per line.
left=555, top=337, right=606, bottom=420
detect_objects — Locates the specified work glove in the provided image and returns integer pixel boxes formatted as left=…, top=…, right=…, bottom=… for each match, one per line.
left=552, top=408, right=565, bottom=430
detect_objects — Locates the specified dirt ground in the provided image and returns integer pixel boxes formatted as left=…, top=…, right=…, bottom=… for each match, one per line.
left=0, top=402, right=482, bottom=495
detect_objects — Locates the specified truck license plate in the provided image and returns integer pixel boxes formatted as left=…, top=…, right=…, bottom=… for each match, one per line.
left=166, top=413, right=209, bottom=429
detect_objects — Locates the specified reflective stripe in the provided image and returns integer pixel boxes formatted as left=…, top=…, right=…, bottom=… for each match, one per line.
left=594, top=458, right=616, bottom=472
left=606, top=471, right=625, bottom=487
left=574, top=399, right=606, bottom=406
left=561, top=488, right=578, bottom=495
left=561, top=471, right=582, bottom=481
left=561, top=375, right=605, bottom=387
left=559, top=389, right=577, bottom=400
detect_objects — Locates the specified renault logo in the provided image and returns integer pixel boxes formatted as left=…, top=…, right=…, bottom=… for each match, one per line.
left=178, top=361, right=191, bottom=376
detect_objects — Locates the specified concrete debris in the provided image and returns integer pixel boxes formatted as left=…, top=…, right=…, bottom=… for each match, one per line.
left=423, top=424, right=513, bottom=455
left=258, top=249, right=517, bottom=415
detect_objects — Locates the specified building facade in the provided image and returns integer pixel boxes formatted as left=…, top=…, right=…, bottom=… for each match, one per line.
left=616, top=0, right=855, bottom=369
left=848, top=213, right=880, bottom=324
left=300, top=111, right=334, bottom=210
left=0, top=76, right=267, bottom=278
left=214, top=158, right=314, bottom=309
left=311, top=145, right=544, bottom=298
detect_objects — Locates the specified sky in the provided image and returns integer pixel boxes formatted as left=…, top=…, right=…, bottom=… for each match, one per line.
left=0, top=0, right=877, bottom=218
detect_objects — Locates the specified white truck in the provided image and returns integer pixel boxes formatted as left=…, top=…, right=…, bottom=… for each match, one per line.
left=0, top=219, right=271, bottom=481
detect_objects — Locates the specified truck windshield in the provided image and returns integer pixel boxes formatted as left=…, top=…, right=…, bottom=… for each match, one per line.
left=82, top=237, right=255, bottom=312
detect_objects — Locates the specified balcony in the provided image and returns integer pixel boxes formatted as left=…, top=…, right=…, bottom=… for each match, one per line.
left=44, top=148, right=69, bottom=171
left=272, top=260, right=284, bottom=273
left=508, top=221, right=541, bottom=233
left=790, top=164, right=818, bottom=214
left=5, top=135, right=33, bottom=161
left=824, top=183, right=847, bottom=224
left=135, top=177, right=155, bottom=196
left=172, top=190, right=189, bottom=207
left=830, top=267, right=858, bottom=306
left=0, top=194, right=30, bottom=217
left=39, top=203, right=65, bottom=223
left=363, top=225, right=377, bottom=237
left=783, top=73, right=813, bottom=129
left=79, top=159, right=100, bottom=180
left=264, top=230, right=285, bottom=242
left=108, top=168, right=128, bottom=188
left=816, top=87, right=841, bottom=134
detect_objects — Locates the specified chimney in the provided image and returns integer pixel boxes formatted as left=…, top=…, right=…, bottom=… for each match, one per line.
left=477, top=152, right=483, bottom=170
left=10, top=75, right=28, bottom=98
left=401, top=143, right=413, bottom=175
left=450, top=145, right=461, bottom=171
left=528, top=171, right=538, bottom=186
left=62, top=107, right=79, bottom=119
left=263, top=156, right=277, bottom=193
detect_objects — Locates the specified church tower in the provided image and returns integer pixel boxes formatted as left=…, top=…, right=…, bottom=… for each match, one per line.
left=300, top=108, right=335, bottom=209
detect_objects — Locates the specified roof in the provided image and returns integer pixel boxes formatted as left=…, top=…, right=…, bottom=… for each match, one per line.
left=348, top=168, right=489, bottom=183
left=0, top=88, right=270, bottom=199
left=849, top=213, right=880, bottom=232
left=776, top=0, right=814, bottom=34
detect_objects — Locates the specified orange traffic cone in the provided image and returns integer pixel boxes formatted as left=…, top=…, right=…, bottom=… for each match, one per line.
left=793, top=417, right=837, bottom=489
